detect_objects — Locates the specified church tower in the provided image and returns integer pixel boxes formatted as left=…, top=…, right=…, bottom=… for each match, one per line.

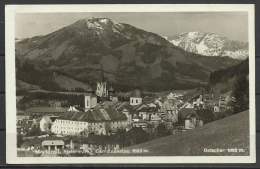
left=96, top=64, right=108, bottom=97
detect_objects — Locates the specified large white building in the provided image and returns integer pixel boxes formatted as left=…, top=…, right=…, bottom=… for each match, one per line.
left=52, top=87, right=162, bottom=136
left=51, top=107, right=129, bottom=135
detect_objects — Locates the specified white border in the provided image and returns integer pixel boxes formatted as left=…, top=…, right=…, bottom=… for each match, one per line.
left=5, top=4, right=256, bottom=164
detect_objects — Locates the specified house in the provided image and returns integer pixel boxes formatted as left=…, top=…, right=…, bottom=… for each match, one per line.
left=192, top=92, right=204, bottom=107
left=160, top=100, right=175, bottom=114
left=219, top=93, right=232, bottom=110
left=162, top=110, right=178, bottom=123
left=138, top=107, right=158, bottom=121
left=150, top=113, right=161, bottom=125
left=40, top=116, right=57, bottom=132
left=84, top=93, right=97, bottom=111
left=16, top=119, right=38, bottom=135
left=154, top=98, right=163, bottom=108
left=42, top=140, right=65, bottom=150
left=195, top=109, right=215, bottom=124
left=67, top=106, right=79, bottom=112
left=178, top=108, right=203, bottom=130
left=146, top=103, right=157, bottom=108
left=16, top=114, right=30, bottom=123
left=133, top=120, right=147, bottom=128
left=132, top=114, right=147, bottom=127
left=109, top=93, right=118, bottom=102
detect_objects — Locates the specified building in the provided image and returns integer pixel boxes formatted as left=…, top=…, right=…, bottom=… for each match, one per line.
left=52, top=107, right=128, bottom=135
left=177, top=108, right=203, bottom=130
left=109, top=93, right=119, bottom=102
left=40, top=116, right=57, bottom=132
left=219, top=93, right=231, bottom=110
left=192, top=94, right=203, bottom=107
left=130, top=88, right=143, bottom=106
left=52, top=88, right=161, bottom=136
left=68, top=106, right=79, bottom=112
left=16, top=114, right=30, bottom=123
left=154, top=98, right=163, bottom=108
left=42, top=140, right=65, bottom=150
left=17, top=119, right=38, bottom=135
left=138, top=107, right=159, bottom=121
left=160, top=100, right=176, bottom=114
left=96, top=64, right=108, bottom=97
left=84, top=93, right=97, bottom=111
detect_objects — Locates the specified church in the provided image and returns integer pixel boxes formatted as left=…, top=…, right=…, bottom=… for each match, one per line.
left=84, top=64, right=115, bottom=111
left=96, top=63, right=108, bottom=97
left=51, top=64, right=160, bottom=136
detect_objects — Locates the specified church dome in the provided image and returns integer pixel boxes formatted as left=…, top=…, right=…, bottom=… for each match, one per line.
left=130, top=88, right=143, bottom=98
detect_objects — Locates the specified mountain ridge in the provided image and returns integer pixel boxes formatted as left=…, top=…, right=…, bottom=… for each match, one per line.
left=15, top=17, right=241, bottom=91
left=164, top=31, right=248, bottom=60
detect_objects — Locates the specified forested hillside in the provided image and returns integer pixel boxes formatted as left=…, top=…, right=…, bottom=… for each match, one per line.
left=16, top=58, right=62, bottom=91
left=209, top=58, right=248, bottom=85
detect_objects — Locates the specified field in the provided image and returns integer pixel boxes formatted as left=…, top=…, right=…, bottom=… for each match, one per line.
left=102, top=110, right=249, bottom=156
left=53, top=72, right=89, bottom=90
left=28, top=90, right=86, bottom=95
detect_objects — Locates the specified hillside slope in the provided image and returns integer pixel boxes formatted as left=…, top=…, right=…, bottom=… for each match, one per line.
left=209, top=58, right=248, bottom=85
left=103, top=110, right=249, bottom=156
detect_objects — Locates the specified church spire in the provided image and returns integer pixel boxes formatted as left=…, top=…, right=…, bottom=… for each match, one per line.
left=99, top=63, right=105, bottom=82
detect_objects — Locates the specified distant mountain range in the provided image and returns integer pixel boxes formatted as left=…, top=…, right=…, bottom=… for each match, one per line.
left=15, top=17, right=242, bottom=91
left=164, top=32, right=248, bottom=60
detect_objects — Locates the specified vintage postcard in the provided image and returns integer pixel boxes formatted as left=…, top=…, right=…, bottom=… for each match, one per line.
left=5, top=4, right=255, bottom=164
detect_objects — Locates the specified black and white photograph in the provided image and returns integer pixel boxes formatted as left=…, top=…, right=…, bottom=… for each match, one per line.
left=5, top=4, right=255, bottom=164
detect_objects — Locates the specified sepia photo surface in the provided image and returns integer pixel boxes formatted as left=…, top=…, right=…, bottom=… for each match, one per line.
left=6, top=4, right=255, bottom=164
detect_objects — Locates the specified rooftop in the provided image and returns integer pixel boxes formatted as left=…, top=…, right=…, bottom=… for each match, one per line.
left=130, top=88, right=143, bottom=98
left=42, top=140, right=65, bottom=146
left=178, top=108, right=197, bottom=120
left=57, top=107, right=127, bottom=122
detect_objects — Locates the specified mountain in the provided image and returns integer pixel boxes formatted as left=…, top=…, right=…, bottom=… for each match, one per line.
left=164, top=32, right=248, bottom=60
left=15, top=17, right=241, bottom=91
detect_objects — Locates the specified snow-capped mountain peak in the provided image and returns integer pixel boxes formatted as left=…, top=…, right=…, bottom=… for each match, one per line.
left=164, top=32, right=248, bottom=60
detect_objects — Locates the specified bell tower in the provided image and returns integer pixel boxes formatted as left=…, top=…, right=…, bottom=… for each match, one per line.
left=96, top=64, right=108, bottom=97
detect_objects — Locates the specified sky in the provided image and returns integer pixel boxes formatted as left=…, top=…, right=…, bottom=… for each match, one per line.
left=15, top=12, right=248, bottom=42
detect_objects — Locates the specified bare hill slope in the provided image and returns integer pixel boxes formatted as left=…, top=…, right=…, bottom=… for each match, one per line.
left=103, top=110, right=249, bottom=156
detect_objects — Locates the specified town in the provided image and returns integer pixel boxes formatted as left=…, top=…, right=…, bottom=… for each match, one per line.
left=16, top=64, right=231, bottom=157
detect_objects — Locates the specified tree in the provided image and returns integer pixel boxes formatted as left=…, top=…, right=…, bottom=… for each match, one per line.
left=155, top=123, right=171, bottom=138
left=26, top=125, right=41, bottom=136
left=230, top=74, right=249, bottom=114
left=47, top=123, right=52, bottom=133
left=17, top=134, right=24, bottom=148
left=104, top=122, right=110, bottom=135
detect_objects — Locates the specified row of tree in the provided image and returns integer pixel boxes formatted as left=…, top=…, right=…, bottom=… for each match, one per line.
left=17, top=92, right=85, bottom=110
